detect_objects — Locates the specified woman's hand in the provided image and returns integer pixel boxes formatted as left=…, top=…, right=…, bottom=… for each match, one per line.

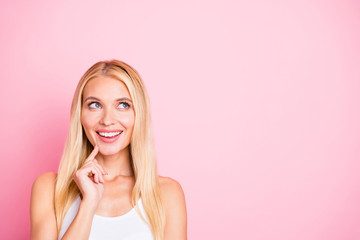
left=72, top=145, right=107, bottom=208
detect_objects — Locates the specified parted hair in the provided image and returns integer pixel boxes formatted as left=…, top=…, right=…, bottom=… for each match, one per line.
left=54, top=59, right=166, bottom=239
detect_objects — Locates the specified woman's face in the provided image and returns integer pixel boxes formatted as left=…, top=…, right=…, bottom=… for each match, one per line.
left=81, top=76, right=135, bottom=156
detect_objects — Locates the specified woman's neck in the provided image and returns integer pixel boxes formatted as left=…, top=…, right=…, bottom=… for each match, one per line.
left=96, top=147, right=134, bottom=178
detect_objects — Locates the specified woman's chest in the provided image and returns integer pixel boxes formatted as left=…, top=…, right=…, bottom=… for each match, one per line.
left=95, top=181, right=134, bottom=217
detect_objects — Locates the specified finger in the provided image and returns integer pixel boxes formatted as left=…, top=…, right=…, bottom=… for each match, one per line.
left=83, top=157, right=98, bottom=167
left=93, top=159, right=108, bottom=175
left=83, top=160, right=104, bottom=175
left=93, top=165, right=105, bottom=183
left=86, top=158, right=106, bottom=175
left=91, top=168, right=100, bottom=184
left=85, top=145, right=99, bottom=163
left=87, top=167, right=101, bottom=184
left=89, top=145, right=99, bottom=160
left=94, top=167, right=103, bottom=184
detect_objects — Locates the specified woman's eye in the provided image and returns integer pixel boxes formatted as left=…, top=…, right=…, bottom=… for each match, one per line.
left=118, top=102, right=130, bottom=109
left=88, top=102, right=101, bottom=109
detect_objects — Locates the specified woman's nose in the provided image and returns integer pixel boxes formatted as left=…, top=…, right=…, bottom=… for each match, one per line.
left=100, top=108, right=116, bottom=126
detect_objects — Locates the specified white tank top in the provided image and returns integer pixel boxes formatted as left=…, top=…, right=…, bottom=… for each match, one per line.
left=58, top=195, right=154, bottom=240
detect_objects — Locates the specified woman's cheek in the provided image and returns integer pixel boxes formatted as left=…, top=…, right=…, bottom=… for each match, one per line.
left=120, top=111, right=135, bottom=128
left=81, top=114, right=94, bottom=139
left=82, top=110, right=95, bottom=126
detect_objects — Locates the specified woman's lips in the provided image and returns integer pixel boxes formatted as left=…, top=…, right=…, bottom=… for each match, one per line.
left=96, top=131, right=123, bottom=143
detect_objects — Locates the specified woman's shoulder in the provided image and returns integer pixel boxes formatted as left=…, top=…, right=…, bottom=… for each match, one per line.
left=158, top=176, right=186, bottom=208
left=159, top=176, right=183, bottom=189
left=33, top=171, right=58, bottom=183
left=31, top=172, right=58, bottom=217
left=158, top=176, right=187, bottom=236
left=31, top=171, right=58, bottom=194
left=30, top=172, right=58, bottom=239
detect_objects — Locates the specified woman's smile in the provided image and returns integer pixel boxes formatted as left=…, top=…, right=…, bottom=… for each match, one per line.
left=96, top=130, right=123, bottom=143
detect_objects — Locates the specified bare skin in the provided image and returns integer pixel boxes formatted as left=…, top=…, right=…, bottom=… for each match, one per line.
left=31, top=172, right=187, bottom=239
left=30, top=76, right=187, bottom=239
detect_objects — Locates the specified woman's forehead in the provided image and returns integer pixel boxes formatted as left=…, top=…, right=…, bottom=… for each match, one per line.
left=83, top=76, right=131, bottom=100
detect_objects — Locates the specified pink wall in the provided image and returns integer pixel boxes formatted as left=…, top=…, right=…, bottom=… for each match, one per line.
left=1, top=0, right=360, bottom=239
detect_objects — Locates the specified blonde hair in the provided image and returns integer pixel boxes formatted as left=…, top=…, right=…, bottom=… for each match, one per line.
left=54, top=59, right=166, bottom=239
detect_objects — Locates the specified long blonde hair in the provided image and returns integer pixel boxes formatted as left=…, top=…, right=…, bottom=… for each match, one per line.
left=54, top=59, right=166, bottom=239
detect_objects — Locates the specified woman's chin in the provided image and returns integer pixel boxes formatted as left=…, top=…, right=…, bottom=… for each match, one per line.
left=99, top=149, right=118, bottom=156
left=98, top=145, right=125, bottom=156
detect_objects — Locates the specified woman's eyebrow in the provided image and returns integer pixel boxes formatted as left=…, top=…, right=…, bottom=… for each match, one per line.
left=84, top=96, right=132, bottom=102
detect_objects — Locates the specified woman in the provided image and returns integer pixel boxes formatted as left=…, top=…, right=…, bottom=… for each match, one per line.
left=30, top=60, right=187, bottom=240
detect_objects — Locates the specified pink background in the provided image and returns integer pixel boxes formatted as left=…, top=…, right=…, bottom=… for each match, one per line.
left=1, top=0, right=360, bottom=239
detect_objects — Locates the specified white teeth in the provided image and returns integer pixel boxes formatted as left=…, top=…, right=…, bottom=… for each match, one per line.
left=98, top=131, right=122, bottom=137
